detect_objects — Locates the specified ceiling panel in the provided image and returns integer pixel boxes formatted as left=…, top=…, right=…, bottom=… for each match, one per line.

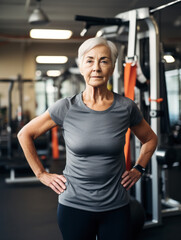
left=0, top=0, right=180, bottom=54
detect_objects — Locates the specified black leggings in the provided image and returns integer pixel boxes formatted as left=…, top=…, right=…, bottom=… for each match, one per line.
left=57, top=203, right=131, bottom=240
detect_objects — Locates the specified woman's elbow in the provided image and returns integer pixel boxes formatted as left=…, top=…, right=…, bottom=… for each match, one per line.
left=17, top=127, right=25, bottom=142
left=152, top=132, right=158, bottom=150
left=17, top=126, right=33, bottom=142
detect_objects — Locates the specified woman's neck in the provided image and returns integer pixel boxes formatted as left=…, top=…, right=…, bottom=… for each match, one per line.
left=82, top=85, right=114, bottom=111
left=83, top=85, right=112, bottom=103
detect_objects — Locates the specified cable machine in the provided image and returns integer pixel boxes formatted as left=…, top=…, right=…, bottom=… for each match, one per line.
left=75, top=1, right=181, bottom=228
left=114, top=8, right=161, bottom=227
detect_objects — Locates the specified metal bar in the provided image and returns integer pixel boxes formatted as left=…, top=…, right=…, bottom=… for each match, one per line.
left=25, top=0, right=31, bottom=11
left=6, top=176, right=39, bottom=184
left=134, top=42, right=142, bottom=201
left=75, top=15, right=122, bottom=26
left=112, top=44, right=124, bottom=94
left=113, top=59, right=119, bottom=93
left=127, top=10, right=137, bottom=60
left=150, top=0, right=181, bottom=13
left=5, top=168, right=49, bottom=184
left=146, top=15, right=162, bottom=226
left=10, top=169, right=15, bottom=180
left=18, top=74, right=23, bottom=123
left=7, top=81, right=14, bottom=158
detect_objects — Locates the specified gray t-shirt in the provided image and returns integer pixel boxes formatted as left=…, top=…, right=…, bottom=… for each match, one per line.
left=48, top=92, right=143, bottom=212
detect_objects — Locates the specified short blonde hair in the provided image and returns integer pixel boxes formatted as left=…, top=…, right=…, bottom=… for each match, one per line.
left=78, top=37, right=118, bottom=67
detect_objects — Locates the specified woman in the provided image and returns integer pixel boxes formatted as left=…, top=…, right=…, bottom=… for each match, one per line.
left=18, top=37, right=158, bottom=240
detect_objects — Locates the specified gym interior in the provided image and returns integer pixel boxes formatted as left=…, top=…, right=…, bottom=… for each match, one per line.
left=0, top=0, right=181, bottom=239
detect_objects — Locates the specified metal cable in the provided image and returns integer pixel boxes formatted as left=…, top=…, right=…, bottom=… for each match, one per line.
left=150, top=0, right=181, bottom=13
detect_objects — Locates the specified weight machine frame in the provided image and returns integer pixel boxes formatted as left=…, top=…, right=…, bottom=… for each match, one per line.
left=76, top=3, right=181, bottom=227
left=0, top=77, right=50, bottom=184
left=98, top=8, right=162, bottom=227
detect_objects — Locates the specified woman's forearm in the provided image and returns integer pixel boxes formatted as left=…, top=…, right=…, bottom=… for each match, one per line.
left=17, top=131, right=46, bottom=178
left=121, top=119, right=158, bottom=190
left=130, top=119, right=158, bottom=168
left=17, top=112, right=66, bottom=194
left=135, top=133, right=158, bottom=168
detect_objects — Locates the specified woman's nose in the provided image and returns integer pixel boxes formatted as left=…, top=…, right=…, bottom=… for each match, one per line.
left=93, top=61, right=101, bottom=72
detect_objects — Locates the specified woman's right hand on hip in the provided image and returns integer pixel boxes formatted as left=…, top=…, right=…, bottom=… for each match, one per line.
left=38, top=171, right=67, bottom=194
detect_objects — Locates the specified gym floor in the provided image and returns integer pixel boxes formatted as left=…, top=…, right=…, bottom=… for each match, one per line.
left=1, top=153, right=181, bottom=240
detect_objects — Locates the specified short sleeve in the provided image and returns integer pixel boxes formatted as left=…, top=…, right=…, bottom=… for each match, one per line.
left=128, top=100, right=143, bottom=127
left=48, top=98, right=69, bottom=126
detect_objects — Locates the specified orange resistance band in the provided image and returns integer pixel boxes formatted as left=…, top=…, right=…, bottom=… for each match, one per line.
left=149, top=98, right=163, bottom=103
left=124, top=63, right=137, bottom=170
left=51, top=126, right=59, bottom=159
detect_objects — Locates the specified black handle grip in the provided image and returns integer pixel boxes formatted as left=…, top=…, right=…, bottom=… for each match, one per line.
left=75, top=15, right=122, bottom=26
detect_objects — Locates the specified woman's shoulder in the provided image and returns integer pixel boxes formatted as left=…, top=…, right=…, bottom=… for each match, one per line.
left=51, top=93, right=80, bottom=108
left=114, top=92, right=134, bottom=105
left=47, top=93, right=81, bottom=126
left=113, top=92, right=141, bottom=114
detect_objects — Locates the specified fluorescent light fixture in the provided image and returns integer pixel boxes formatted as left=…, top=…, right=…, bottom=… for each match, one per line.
left=36, top=56, right=68, bottom=64
left=47, top=70, right=61, bottom=77
left=30, top=29, right=72, bottom=39
left=163, top=55, right=175, bottom=63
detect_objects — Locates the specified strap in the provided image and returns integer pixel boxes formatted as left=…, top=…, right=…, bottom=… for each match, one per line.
left=52, top=126, right=59, bottom=159
left=124, top=62, right=137, bottom=170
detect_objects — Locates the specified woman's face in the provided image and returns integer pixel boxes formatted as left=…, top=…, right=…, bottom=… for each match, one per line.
left=79, top=45, right=114, bottom=88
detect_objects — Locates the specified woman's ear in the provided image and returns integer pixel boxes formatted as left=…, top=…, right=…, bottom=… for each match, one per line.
left=110, top=66, right=115, bottom=76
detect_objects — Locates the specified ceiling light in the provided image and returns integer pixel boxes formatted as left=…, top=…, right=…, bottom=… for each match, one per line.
left=36, top=56, right=68, bottom=64
left=28, top=0, right=49, bottom=25
left=163, top=55, right=175, bottom=63
left=174, top=16, right=181, bottom=27
left=30, top=29, right=72, bottom=39
left=80, top=28, right=88, bottom=37
left=36, top=70, right=42, bottom=77
left=28, top=8, right=49, bottom=25
left=47, top=70, right=61, bottom=77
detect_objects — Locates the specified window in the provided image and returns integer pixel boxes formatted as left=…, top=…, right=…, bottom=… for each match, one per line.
left=165, top=69, right=181, bottom=125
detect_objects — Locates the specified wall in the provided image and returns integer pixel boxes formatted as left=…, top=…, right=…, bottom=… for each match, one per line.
left=0, top=40, right=79, bottom=120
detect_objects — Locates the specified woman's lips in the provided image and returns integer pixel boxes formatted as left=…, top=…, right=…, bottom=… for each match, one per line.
left=91, top=76, right=103, bottom=78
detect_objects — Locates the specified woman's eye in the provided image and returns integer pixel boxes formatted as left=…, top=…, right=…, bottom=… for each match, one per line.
left=101, top=61, right=108, bottom=64
left=86, top=60, right=93, bottom=63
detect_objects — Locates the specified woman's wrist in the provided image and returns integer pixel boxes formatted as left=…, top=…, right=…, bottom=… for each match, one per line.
left=133, top=164, right=145, bottom=175
left=35, top=169, right=47, bottom=179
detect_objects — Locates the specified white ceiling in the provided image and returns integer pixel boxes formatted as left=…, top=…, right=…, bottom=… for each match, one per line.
left=0, top=0, right=181, bottom=55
